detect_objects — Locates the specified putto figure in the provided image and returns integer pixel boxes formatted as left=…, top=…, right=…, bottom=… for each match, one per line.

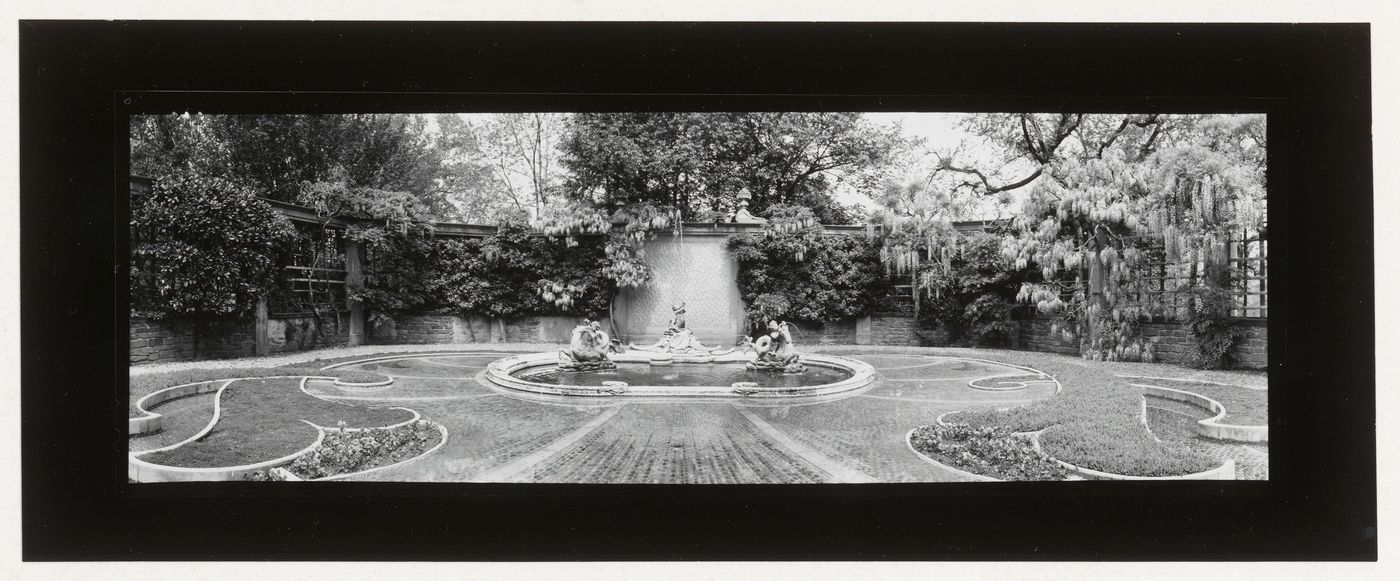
left=631, top=300, right=734, bottom=355
left=747, top=320, right=805, bottom=374
left=558, top=318, right=618, bottom=372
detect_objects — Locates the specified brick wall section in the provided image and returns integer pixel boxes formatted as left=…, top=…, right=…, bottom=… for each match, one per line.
left=267, top=314, right=350, bottom=353
left=1017, top=317, right=1081, bottom=356
left=870, top=314, right=915, bottom=346
left=803, top=319, right=857, bottom=345
left=129, top=317, right=255, bottom=364
left=1016, top=316, right=1267, bottom=370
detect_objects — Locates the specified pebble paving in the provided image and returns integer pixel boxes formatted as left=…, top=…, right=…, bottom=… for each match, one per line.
left=131, top=348, right=1270, bottom=482
left=128, top=390, right=220, bottom=453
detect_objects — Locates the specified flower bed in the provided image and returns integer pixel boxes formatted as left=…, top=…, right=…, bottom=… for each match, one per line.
left=909, top=423, right=1071, bottom=481
left=248, top=420, right=442, bottom=480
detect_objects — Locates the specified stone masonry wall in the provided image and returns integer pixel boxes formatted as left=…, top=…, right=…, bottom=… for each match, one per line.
left=267, top=313, right=350, bottom=354
left=1016, top=316, right=1267, bottom=370
left=870, top=314, right=915, bottom=346
left=129, top=317, right=256, bottom=364
left=803, top=319, right=857, bottom=346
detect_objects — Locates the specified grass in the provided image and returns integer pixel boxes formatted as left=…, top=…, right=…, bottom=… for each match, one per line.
left=138, top=377, right=413, bottom=468
left=129, top=366, right=389, bottom=417
left=1132, top=379, right=1268, bottom=425
left=950, top=354, right=1220, bottom=477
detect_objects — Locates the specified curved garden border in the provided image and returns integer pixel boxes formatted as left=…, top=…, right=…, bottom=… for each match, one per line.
left=129, top=375, right=310, bottom=436
left=1135, top=383, right=1269, bottom=443
left=1027, top=431, right=1236, bottom=480
left=129, top=375, right=436, bottom=482
left=931, top=411, right=1235, bottom=481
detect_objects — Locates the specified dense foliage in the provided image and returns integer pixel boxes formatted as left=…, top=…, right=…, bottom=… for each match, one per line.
left=726, top=205, right=891, bottom=330
left=915, top=231, right=1030, bottom=346
left=878, top=113, right=1266, bottom=363
left=130, top=173, right=295, bottom=319
left=432, top=222, right=614, bottom=319
left=131, top=113, right=453, bottom=217
left=560, top=112, right=904, bottom=224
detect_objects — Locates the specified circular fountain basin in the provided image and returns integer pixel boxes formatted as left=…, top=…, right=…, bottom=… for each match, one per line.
left=484, top=351, right=877, bottom=398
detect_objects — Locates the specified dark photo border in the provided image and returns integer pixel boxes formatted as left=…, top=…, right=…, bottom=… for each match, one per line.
left=20, top=21, right=1374, bottom=561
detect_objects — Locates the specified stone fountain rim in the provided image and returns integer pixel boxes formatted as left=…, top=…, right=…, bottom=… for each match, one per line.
left=483, top=351, right=879, bottom=399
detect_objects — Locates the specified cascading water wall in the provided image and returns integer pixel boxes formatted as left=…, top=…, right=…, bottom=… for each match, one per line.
left=614, top=234, right=747, bottom=345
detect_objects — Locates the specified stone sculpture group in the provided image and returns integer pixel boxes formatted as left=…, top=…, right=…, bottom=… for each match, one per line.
left=556, top=300, right=805, bottom=374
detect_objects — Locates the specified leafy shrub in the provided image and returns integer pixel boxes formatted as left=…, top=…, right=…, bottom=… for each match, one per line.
left=727, top=205, right=891, bottom=330
left=909, top=423, right=1070, bottom=481
left=431, top=222, right=613, bottom=319
left=1184, top=285, right=1241, bottom=369
left=916, top=231, right=1029, bottom=347
left=130, top=172, right=295, bottom=318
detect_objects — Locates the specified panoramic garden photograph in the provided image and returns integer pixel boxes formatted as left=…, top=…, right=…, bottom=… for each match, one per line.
left=126, top=110, right=1269, bottom=484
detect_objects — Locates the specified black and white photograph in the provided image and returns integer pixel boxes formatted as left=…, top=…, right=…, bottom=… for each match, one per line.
left=12, top=11, right=1384, bottom=575
left=124, top=110, right=1270, bottom=485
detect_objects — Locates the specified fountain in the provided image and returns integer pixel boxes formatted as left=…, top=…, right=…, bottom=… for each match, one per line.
left=484, top=301, right=875, bottom=399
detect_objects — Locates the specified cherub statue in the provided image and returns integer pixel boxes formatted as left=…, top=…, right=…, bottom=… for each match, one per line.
left=630, top=300, right=732, bottom=355
left=747, top=320, right=805, bottom=373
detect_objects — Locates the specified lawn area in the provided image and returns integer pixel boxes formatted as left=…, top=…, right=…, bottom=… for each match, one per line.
left=129, top=366, right=390, bottom=417
left=933, top=351, right=1222, bottom=477
left=139, top=377, right=413, bottom=468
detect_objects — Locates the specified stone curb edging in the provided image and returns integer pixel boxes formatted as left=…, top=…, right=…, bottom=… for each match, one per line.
left=129, top=419, right=327, bottom=482
left=1135, top=384, right=1269, bottom=443
left=903, top=426, right=1001, bottom=482
left=332, top=377, right=396, bottom=389
left=1119, top=374, right=1267, bottom=391
left=931, top=411, right=1233, bottom=481
left=132, top=379, right=237, bottom=455
left=1028, top=430, right=1236, bottom=480
left=481, top=351, right=877, bottom=399
left=130, top=378, right=425, bottom=482
left=129, top=374, right=311, bottom=436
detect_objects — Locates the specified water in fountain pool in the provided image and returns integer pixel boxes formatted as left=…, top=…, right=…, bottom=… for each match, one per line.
left=516, top=362, right=852, bottom=388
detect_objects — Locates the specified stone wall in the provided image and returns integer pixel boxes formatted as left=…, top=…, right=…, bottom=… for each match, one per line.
left=870, top=314, right=916, bottom=346
left=802, top=319, right=858, bottom=346
left=1015, top=316, right=1268, bottom=370
left=130, top=313, right=351, bottom=365
left=129, top=317, right=256, bottom=364
left=267, top=313, right=350, bottom=354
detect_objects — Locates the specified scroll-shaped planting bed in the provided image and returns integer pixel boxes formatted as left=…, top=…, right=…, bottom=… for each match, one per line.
left=129, top=376, right=445, bottom=482
left=908, top=355, right=1244, bottom=481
